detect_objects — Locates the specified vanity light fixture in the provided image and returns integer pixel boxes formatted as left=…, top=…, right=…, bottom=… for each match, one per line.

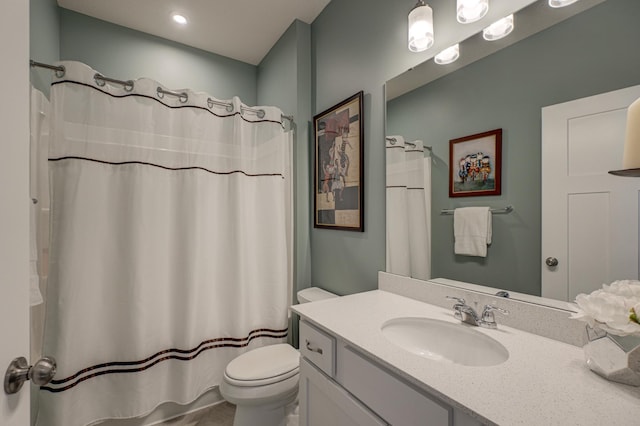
left=482, top=14, right=514, bottom=41
left=408, top=1, right=434, bottom=53
left=434, top=44, right=460, bottom=65
left=172, top=14, right=188, bottom=25
left=548, top=0, right=580, bottom=8
left=457, top=0, right=489, bottom=24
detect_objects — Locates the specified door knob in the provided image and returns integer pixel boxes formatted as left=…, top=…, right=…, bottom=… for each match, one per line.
left=4, top=356, right=56, bottom=394
left=545, top=257, right=559, bottom=267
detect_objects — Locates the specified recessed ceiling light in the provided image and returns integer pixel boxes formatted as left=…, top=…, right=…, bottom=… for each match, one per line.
left=172, top=14, right=188, bottom=25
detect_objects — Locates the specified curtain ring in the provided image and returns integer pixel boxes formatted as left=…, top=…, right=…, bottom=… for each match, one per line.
left=55, top=66, right=66, bottom=79
left=124, top=81, right=134, bottom=92
left=257, top=109, right=265, bottom=119
left=179, top=93, right=188, bottom=103
left=94, top=73, right=106, bottom=87
left=156, top=87, right=164, bottom=99
left=207, top=98, right=233, bottom=111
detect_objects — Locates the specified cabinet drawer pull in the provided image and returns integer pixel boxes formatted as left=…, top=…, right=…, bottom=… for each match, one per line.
left=306, top=340, right=324, bottom=355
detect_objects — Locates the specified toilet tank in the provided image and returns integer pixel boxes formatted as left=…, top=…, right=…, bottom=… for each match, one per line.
left=297, top=287, right=338, bottom=304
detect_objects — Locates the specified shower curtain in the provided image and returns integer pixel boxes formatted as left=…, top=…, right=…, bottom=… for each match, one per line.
left=36, top=61, right=293, bottom=426
left=30, top=87, right=50, bottom=365
left=386, top=136, right=431, bottom=280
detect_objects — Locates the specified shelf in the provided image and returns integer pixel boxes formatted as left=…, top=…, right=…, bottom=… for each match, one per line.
left=608, top=168, right=640, bottom=177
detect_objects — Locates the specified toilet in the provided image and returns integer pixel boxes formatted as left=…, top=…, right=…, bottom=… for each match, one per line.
left=220, top=287, right=338, bottom=426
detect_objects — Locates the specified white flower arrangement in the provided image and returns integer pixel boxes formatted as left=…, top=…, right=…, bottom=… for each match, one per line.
left=571, top=280, right=640, bottom=336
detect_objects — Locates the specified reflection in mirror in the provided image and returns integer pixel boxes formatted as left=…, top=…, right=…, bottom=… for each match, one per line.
left=385, top=0, right=640, bottom=303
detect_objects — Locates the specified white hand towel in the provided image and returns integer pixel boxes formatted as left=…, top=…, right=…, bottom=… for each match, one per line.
left=454, top=207, right=492, bottom=257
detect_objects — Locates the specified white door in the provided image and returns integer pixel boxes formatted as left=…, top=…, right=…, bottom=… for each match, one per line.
left=0, top=0, right=31, bottom=425
left=542, top=85, right=640, bottom=301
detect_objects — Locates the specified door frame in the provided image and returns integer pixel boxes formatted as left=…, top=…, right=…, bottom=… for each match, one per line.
left=0, top=0, right=31, bottom=424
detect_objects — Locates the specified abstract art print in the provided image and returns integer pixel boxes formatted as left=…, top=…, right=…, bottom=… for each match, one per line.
left=449, top=128, right=502, bottom=197
left=313, top=91, right=364, bottom=231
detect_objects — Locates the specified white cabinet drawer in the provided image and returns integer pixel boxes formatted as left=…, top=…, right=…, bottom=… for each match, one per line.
left=300, top=320, right=335, bottom=377
left=338, top=344, right=451, bottom=426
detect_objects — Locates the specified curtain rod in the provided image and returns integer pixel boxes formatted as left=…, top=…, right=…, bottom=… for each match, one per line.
left=30, top=60, right=294, bottom=124
left=30, top=60, right=65, bottom=77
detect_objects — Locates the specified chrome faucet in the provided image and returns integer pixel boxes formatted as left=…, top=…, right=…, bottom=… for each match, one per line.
left=446, top=296, right=480, bottom=325
left=458, top=304, right=482, bottom=326
left=446, top=296, right=509, bottom=329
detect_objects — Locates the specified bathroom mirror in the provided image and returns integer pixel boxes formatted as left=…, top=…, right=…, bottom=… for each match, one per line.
left=385, top=0, right=640, bottom=303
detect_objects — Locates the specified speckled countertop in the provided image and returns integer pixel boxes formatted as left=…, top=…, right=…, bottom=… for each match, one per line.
left=291, top=290, right=640, bottom=426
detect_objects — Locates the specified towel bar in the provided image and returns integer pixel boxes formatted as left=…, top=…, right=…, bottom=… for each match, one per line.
left=440, top=205, right=514, bottom=215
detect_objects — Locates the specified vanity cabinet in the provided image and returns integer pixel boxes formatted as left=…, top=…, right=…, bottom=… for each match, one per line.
left=299, top=358, right=387, bottom=426
left=299, top=320, right=482, bottom=426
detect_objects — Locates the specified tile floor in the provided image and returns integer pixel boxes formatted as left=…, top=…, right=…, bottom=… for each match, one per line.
left=161, top=402, right=235, bottom=426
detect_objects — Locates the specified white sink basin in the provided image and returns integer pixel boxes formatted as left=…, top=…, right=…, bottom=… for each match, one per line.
left=381, top=317, right=509, bottom=367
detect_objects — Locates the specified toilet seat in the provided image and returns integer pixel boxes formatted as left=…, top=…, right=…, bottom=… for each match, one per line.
left=224, top=343, right=300, bottom=387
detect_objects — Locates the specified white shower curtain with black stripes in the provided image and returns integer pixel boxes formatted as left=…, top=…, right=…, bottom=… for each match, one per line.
left=385, top=136, right=431, bottom=280
left=36, top=61, right=293, bottom=426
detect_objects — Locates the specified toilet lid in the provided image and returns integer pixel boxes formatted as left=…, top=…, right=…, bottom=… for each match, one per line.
left=225, top=344, right=300, bottom=386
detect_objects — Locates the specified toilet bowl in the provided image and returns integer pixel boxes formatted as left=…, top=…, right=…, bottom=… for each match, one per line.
left=220, top=287, right=338, bottom=426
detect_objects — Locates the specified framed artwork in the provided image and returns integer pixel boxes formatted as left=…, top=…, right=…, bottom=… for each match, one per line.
left=449, top=128, right=502, bottom=197
left=313, top=91, right=364, bottom=231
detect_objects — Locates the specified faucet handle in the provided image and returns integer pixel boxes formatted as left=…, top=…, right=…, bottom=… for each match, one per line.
left=480, top=304, right=509, bottom=329
left=445, top=296, right=465, bottom=320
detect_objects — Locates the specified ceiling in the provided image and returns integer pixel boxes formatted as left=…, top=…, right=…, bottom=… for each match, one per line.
left=57, top=0, right=332, bottom=66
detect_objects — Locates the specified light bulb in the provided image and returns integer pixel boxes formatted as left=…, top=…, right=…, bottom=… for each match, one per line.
left=434, top=44, right=460, bottom=65
left=457, top=0, right=489, bottom=24
left=483, top=14, right=514, bottom=41
left=408, top=1, right=434, bottom=53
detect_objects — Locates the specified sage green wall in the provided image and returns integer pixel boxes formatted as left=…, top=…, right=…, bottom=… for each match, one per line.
left=311, top=0, right=640, bottom=296
left=387, top=0, right=640, bottom=295
left=309, top=0, right=523, bottom=295
left=310, top=0, right=501, bottom=295
left=257, top=20, right=313, bottom=346
left=59, top=9, right=257, bottom=104
left=257, top=20, right=313, bottom=297
left=310, top=0, right=425, bottom=295
left=30, top=0, right=60, bottom=96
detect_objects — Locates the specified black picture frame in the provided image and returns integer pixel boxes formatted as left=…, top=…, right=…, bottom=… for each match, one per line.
left=313, top=91, right=364, bottom=231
